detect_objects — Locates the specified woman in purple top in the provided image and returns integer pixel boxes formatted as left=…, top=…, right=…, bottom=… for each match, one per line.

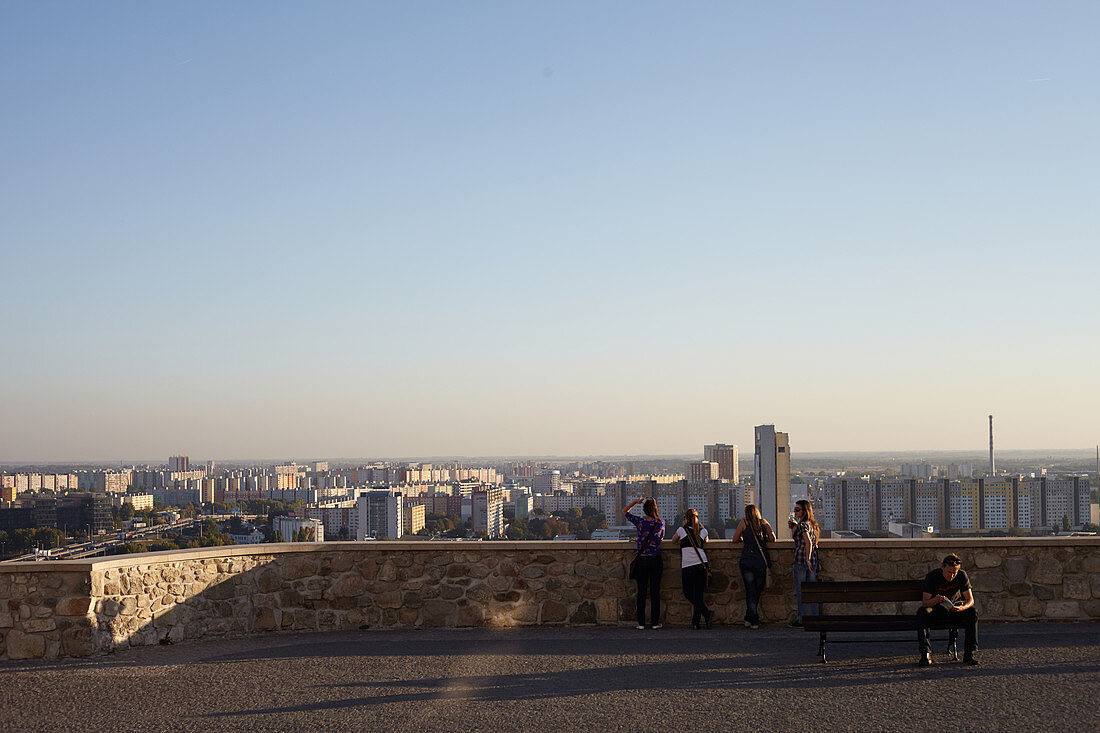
left=624, top=497, right=665, bottom=629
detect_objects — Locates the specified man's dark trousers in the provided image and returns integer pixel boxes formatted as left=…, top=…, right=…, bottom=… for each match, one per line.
left=917, top=606, right=977, bottom=655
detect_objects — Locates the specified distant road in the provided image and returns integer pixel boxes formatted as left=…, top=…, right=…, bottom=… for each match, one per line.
left=2, top=514, right=261, bottom=562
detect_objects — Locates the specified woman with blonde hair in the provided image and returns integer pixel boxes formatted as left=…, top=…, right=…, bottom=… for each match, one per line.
left=731, top=504, right=776, bottom=629
left=788, top=499, right=820, bottom=627
left=671, top=508, right=713, bottom=629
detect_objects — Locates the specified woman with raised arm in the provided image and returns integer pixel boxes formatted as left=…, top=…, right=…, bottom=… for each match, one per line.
left=671, top=508, right=714, bottom=629
left=623, top=497, right=665, bottom=629
left=731, top=504, right=776, bottom=629
left=788, top=499, right=820, bottom=627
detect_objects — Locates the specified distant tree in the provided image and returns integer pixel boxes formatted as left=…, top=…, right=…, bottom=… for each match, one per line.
left=119, top=503, right=135, bottom=521
left=1062, top=514, right=1071, bottom=532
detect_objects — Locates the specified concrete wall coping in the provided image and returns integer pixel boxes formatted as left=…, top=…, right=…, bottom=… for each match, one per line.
left=1, top=535, right=1096, bottom=573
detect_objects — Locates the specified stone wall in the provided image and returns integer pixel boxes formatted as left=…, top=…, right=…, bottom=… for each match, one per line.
left=1, top=537, right=1097, bottom=661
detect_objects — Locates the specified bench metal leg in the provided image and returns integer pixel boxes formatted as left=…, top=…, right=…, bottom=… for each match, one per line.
left=819, top=632, right=827, bottom=663
left=948, top=629, right=959, bottom=661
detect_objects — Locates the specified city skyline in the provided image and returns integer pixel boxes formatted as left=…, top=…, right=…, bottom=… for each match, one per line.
left=3, top=3, right=1098, bottom=461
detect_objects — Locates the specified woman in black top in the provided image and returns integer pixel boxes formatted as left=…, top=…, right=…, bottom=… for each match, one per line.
left=731, top=504, right=776, bottom=629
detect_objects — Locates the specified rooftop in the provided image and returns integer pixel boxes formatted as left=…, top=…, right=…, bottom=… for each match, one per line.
left=2, top=623, right=1096, bottom=731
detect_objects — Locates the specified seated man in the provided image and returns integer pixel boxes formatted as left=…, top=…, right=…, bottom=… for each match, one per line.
left=917, top=553, right=979, bottom=666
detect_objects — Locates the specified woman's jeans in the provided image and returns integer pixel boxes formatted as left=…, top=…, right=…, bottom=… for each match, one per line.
left=739, top=561, right=767, bottom=625
left=792, top=564, right=819, bottom=622
left=680, top=564, right=711, bottom=627
left=635, top=555, right=663, bottom=626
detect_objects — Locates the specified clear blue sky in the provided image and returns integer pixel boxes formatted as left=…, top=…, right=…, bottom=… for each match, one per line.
left=2, top=2, right=1098, bottom=461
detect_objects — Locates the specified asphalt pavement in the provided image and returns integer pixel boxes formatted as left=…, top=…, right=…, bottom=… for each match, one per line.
left=1, top=623, right=1097, bottom=732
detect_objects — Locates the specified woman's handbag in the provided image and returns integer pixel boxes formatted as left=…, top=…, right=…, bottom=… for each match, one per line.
left=628, top=521, right=660, bottom=580
left=749, top=522, right=773, bottom=589
left=684, top=526, right=712, bottom=588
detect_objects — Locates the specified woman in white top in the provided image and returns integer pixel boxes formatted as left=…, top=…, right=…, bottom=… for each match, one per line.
left=672, top=508, right=714, bottom=629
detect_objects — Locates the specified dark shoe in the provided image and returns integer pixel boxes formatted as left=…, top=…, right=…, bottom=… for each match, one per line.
left=963, top=653, right=980, bottom=666
left=918, top=653, right=933, bottom=667
left=788, top=621, right=803, bottom=628
left=704, top=610, right=714, bottom=629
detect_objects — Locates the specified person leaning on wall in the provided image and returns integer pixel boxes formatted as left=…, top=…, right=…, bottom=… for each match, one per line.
left=788, top=499, right=820, bottom=627
left=623, top=497, right=665, bottom=629
left=670, top=508, right=714, bottom=630
left=730, top=504, right=775, bottom=629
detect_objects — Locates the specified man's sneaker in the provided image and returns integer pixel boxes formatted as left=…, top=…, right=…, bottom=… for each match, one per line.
left=635, top=625, right=645, bottom=630
left=918, top=653, right=933, bottom=667
left=750, top=624, right=760, bottom=630
left=744, top=621, right=752, bottom=628
left=652, top=624, right=663, bottom=629
left=963, top=653, right=980, bottom=666
left=704, top=610, right=714, bottom=629
left=788, top=621, right=803, bottom=628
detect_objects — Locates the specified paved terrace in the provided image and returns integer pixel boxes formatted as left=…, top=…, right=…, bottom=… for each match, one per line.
left=2, top=624, right=1097, bottom=732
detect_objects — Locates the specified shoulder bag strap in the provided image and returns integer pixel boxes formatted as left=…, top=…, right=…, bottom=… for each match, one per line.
left=684, top=525, right=707, bottom=567
left=636, top=520, right=659, bottom=557
left=748, top=521, right=770, bottom=570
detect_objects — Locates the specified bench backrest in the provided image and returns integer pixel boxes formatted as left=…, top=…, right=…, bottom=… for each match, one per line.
left=800, top=580, right=923, bottom=605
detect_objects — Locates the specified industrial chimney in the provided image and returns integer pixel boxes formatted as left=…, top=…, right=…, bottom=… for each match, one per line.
left=988, top=415, right=995, bottom=476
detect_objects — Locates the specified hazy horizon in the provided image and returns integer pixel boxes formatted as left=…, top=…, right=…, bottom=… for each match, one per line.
left=3, top=447, right=1097, bottom=469
left=3, top=3, right=1098, bottom=462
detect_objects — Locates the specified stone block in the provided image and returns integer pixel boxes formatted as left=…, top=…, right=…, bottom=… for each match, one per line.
left=1002, top=557, right=1028, bottom=582
left=466, top=584, right=492, bottom=605
left=973, top=552, right=1002, bottom=569
left=1083, top=600, right=1100, bottom=618
left=569, top=601, right=597, bottom=625
left=420, top=600, right=455, bottom=627
left=281, top=557, right=319, bottom=581
left=519, top=565, right=545, bottom=579
left=5, top=630, right=46, bottom=660
left=1063, top=576, right=1091, bottom=600
left=971, top=574, right=1004, bottom=593
left=254, top=607, right=277, bottom=631
left=374, top=591, right=403, bottom=609
left=1008, top=582, right=1031, bottom=597
left=1027, top=563, right=1062, bottom=585
left=22, top=618, right=55, bottom=633
left=1044, top=600, right=1081, bottom=619
left=60, top=627, right=94, bottom=657
left=1033, top=585, right=1054, bottom=601
left=1092, top=574, right=1100, bottom=598
left=331, top=574, right=365, bottom=598
left=574, top=563, right=606, bottom=581
left=55, top=598, right=92, bottom=616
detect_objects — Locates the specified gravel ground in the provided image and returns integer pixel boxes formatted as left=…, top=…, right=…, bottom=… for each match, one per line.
left=1, top=624, right=1097, bottom=732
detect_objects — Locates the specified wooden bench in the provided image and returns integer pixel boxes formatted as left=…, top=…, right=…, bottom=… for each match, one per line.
left=800, top=580, right=966, bottom=663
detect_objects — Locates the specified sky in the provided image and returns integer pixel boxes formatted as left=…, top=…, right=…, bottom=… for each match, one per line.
left=2, top=2, right=1098, bottom=462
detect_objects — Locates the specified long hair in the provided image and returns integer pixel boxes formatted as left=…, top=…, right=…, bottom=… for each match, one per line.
left=744, top=504, right=763, bottom=537
left=683, top=508, right=702, bottom=545
left=796, top=499, right=819, bottom=536
left=643, top=498, right=658, bottom=519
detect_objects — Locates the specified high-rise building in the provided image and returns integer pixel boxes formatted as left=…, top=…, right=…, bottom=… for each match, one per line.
left=533, top=471, right=560, bottom=495
left=704, top=444, right=739, bottom=483
left=754, top=425, right=791, bottom=539
left=471, top=487, right=504, bottom=538
left=169, top=456, right=190, bottom=472
left=687, top=461, right=719, bottom=484
left=355, top=490, right=403, bottom=539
